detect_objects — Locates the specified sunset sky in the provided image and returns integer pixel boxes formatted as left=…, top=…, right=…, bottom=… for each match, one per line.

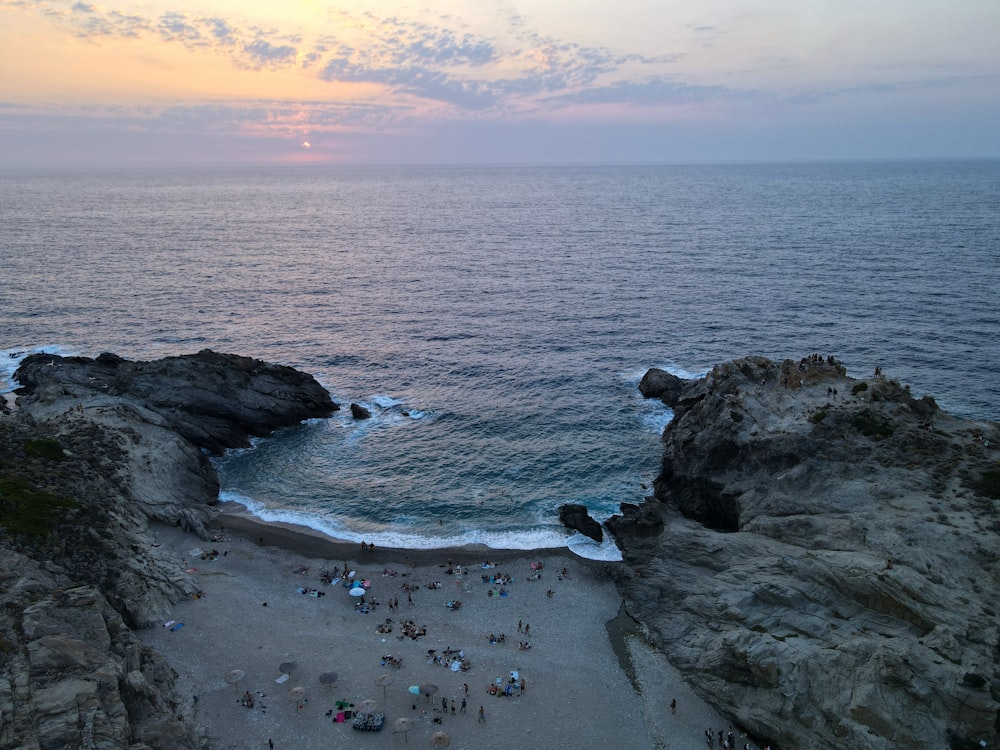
left=1, top=0, right=998, bottom=167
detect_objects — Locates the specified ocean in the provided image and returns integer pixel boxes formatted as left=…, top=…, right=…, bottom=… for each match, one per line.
left=2, top=161, right=998, bottom=559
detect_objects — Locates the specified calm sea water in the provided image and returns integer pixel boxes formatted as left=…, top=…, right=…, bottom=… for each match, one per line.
left=2, top=161, right=998, bottom=559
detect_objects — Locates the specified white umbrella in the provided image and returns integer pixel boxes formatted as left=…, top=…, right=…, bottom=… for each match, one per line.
left=375, top=673, right=393, bottom=698
left=288, top=686, right=306, bottom=713
left=394, top=717, right=413, bottom=743
left=224, top=669, right=246, bottom=690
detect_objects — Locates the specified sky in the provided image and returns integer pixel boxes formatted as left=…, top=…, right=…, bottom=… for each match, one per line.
left=1, top=0, right=998, bottom=167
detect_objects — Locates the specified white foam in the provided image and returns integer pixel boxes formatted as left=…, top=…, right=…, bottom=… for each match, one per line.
left=639, top=404, right=674, bottom=434
left=369, top=394, right=403, bottom=409
left=0, top=345, right=76, bottom=394
left=567, top=533, right=624, bottom=561
left=220, top=491, right=623, bottom=560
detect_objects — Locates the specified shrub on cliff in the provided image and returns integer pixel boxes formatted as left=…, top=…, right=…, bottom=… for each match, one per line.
left=22, top=437, right=66, bottom=461
left=0, top=473, right=78, bottom=538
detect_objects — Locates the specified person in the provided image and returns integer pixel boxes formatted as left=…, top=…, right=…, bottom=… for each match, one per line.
left=268, top=740, right=274, bottom=749
left=461, top=697, right=467, bottom=713
left=671, top=698, right=676, bottom=714
left=478, top=706, right=486, bottom=722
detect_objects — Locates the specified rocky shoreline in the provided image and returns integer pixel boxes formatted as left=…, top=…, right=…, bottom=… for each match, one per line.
left=607, top=355, right=1000, bottom=750
left=0, top=351, right=337, bottom=749
left=1, top=350, right=997, bottom=749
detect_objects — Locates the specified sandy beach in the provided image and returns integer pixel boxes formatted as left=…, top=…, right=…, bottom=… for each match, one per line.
left=140, top=504, right=731, bottom=750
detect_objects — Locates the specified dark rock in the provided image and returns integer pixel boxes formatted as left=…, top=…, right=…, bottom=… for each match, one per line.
left=350, top=402, right=372, bottom=420
left=638, top=367, right=689, bottom=406
left=604, top=501, right=664, bottom=539
left=557, top=503, right=603, bottom=542
left=15, top=349, right=339, bottom=454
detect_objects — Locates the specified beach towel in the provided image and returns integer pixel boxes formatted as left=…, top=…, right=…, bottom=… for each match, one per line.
left=275, top=674, right=290, bottom=684
left=169, top=623, right=184, bottom=632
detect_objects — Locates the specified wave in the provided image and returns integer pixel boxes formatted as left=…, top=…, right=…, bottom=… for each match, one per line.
left=221, top=490, right=623, bottom=561
left=0, top=345, right=77, bottom=396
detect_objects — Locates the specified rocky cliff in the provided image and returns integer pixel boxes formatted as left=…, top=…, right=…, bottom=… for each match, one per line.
left=609, top=355, right=1000, bottom=750
left=0, top=351, right=337, bottom=750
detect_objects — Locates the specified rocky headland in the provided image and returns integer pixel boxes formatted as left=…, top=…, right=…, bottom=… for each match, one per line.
left=0, top=351, right=337, bottom=750
left=607, top=355, right=1000, bottom=750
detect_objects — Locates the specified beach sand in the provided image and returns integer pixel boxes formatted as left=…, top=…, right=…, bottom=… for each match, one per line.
left=140, top=505, right=728, bottom=750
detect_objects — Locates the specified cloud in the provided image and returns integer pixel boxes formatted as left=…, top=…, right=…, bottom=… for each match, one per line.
left=157, top=12, right=203, bottom=45
left=242, top=37, right=297, bottom=68
left=8, top=1, right=692, bottom=114
left=202, top=16, right=237, bottom=45
left=545, top=76, right=734, bottom=108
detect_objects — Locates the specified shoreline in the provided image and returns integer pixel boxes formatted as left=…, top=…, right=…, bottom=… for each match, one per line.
left=214, top=500, right=619, bottom=566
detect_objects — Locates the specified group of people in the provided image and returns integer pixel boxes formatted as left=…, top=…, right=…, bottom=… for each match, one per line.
left=704, top=728, right=770, bottom=750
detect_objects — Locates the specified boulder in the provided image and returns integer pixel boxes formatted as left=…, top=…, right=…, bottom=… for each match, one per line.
left=638, top=367, right=689, bottom=406
left=557, top=503, right=603, bottom=543
left=350, top=403, right=372, bottom=420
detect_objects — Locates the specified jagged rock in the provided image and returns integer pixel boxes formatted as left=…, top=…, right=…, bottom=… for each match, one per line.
left=558, top=503, right=603, bottom=542
left=604, top=501, right=664, bottom=539
left=609, top=354, right=1000, bottom=750
left=350, top=402, right=372, bottom=420
left=14, top=349, right=339, bottom=453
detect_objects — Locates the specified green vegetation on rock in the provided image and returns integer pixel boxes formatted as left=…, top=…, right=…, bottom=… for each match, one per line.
left=0, top=473, right=78, bottom=537
left=22, top=437, right=66, bottom=461
left=978, top=467, right=1000, bottom=500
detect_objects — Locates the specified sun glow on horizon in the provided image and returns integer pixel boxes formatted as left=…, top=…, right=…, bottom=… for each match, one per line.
left=0, top=0, right=997, bottom=166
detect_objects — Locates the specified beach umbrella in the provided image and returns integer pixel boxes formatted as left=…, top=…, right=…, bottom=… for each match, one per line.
left=420, top=684, right=438, bottom=700
left=349, top=587, right=365, bottom=597
left=394, top=717, right=414, bottom=743
left=288, top=686, right=306, bottom=713
left=375, top=673, right=393, bottom=698
left=224, top=669, right=245, bottom=690
left=430, top=731, right=451, bottom=748
left=319, top=671, right=338, bottom=689
left=279, top=661, right=297, bottom=674
left=357, top=698, right=378, bottom=714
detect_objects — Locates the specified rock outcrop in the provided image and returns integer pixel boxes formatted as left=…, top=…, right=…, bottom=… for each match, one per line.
left=1, top=351, right=338, bottom=750
left=350, top=402, right=372, bottom=420
left=558, top=503, right=604, bottom=542
left=608, top=355, right=1000, bottom=750
left=14, top=350, right=339, bottom=453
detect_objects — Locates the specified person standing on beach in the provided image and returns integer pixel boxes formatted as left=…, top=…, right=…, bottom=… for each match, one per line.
left=478, top=706, right=486, bottom=722
left=671, top=698, right=676, bottom=714
left=461, top=697, right=467, bottom=713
